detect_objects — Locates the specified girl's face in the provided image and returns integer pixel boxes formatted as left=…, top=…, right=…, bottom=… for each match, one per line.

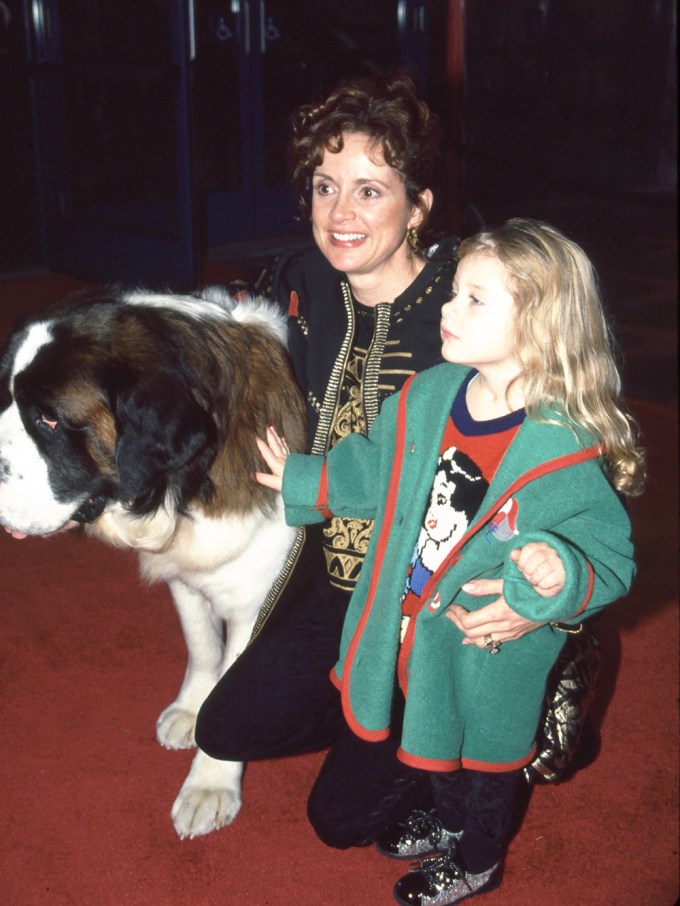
left=440, top=252, right=520, bottom=380
left=310, top=132, right=425, bottom=283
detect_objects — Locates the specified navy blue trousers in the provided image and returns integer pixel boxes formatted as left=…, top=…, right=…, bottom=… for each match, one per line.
left=195, top=526, right=348, bottom=760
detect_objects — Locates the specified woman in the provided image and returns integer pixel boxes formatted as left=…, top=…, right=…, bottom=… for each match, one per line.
left=195, top=73, right=542, bottom=833
left=196, top=72, right=454, bottom=752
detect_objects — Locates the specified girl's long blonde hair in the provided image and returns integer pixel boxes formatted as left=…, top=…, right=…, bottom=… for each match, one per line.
left=458, top=218, right=646, bottom=496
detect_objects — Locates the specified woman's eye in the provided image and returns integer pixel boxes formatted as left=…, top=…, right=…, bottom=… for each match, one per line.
left=359, top=186, right=380, bottom=199
left=470, top=296, right=483, bottom=306
left=313, top=182, right=333, bottom=196
left=39, top=414, right=58, bottom=431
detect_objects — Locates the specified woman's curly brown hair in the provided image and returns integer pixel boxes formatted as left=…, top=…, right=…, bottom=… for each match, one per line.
left=288, top=72, right=442, bottom=231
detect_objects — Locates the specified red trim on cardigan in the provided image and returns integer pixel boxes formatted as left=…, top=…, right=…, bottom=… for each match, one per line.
left=397, top=746, right=537, bottom=773
left=569, top=560, right=595, bottom=619
left=344, top=715, right=391, bottom=743
left=460, top=747, right=537, bottom=773
left=398, top=603, right=417, bottom=693
left=330, top=668, right=391, bottom=740
left=339, top=374, right=416, bottom=727
left=314, top=459, right=332, bottom=519
left=398, top=749, right=462, bottom=772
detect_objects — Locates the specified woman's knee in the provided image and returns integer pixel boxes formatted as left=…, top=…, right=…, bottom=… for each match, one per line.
left=306, top=789, right=368, bottom=850
left=195, top=669, right=326, bottom=761
left=194, top=690, right=243, bottom=761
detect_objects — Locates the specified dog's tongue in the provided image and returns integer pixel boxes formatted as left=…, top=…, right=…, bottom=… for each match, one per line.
left=3, top=527, right=27, bottom=539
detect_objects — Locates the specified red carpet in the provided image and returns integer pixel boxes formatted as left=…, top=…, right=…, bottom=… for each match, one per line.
left=0, top=268, right=677, bottom=905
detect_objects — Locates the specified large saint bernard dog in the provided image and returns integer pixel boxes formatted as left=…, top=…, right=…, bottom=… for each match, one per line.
left=0, top=285, right=306, bottom=839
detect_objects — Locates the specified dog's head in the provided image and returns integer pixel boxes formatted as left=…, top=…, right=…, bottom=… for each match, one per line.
left=0, top=288, right=305, bottom=546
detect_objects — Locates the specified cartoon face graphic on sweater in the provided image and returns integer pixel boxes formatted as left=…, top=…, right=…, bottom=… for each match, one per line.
left=403, top=447, right=488, bottom=600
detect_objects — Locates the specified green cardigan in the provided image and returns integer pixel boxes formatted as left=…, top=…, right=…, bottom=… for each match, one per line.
left=282, top=363, right=635, bottom=772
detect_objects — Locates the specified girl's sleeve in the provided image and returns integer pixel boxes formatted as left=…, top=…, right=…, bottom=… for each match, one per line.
left=282, top=408, right=391, bottom=527
left=501, top=485, right=635, bottom=624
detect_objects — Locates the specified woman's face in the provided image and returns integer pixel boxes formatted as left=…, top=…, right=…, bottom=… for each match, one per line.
left=310, top=132, right=426, bottom=283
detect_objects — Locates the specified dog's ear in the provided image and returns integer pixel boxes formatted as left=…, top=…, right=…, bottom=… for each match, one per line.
left=113, top=375, right=216, bottom=504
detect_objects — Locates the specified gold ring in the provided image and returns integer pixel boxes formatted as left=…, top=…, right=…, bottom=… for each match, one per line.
left=484, top=634, right=502, bottom=655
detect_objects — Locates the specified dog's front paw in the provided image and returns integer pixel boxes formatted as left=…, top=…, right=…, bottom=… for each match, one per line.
left=156, top=704, right=196, bottom=750
left=171, top=783, right=242, bottom=839
left=171, top=751, right=243, bottom=839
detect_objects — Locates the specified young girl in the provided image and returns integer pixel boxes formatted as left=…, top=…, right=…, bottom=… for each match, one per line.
left=255, top=219, right=644, bottom=905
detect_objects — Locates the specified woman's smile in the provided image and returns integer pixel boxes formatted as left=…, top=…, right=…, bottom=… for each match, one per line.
left=329, top=231, right=369, bottom=245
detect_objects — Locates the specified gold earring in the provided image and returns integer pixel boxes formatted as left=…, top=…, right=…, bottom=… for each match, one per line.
left=407, top=227, right=419, bottom=255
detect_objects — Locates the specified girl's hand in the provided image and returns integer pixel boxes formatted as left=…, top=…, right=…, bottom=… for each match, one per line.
left=510, top=541, right=566, bottom=597
left=446, top=579, right=544, bottom=648
left=253, top=426, right=290, bottom=492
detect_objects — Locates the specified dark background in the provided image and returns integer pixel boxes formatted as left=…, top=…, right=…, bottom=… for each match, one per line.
left=0, top=0, right=675, bottom=277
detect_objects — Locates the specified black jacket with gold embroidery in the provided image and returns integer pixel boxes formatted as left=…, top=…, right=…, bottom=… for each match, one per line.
left=257, top=238, right=459, bottom=454
left=248, top=237, right=458, bottom=636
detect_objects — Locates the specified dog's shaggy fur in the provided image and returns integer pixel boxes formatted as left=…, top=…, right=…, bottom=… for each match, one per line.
left=0, top=286, right=306, bottom=838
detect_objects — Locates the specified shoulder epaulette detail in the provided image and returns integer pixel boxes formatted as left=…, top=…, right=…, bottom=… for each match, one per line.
left=288, top=290, right=300, bottom=317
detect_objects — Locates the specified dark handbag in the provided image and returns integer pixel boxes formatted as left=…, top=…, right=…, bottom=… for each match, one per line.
left=524, top=628, right=601, bottom=784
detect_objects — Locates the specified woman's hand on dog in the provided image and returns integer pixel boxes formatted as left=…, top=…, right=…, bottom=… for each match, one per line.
left=254, top=426, right=289, bottom=491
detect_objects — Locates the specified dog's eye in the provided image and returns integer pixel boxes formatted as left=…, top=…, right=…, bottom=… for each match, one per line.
left=39, top=414, right=58, bottom=431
